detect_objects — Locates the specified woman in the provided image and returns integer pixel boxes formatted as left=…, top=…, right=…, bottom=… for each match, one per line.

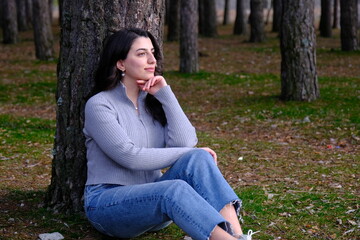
left=83, top=28, right=256, bottom=240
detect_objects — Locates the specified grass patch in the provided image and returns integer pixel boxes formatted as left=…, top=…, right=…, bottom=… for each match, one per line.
left=0, top=114, right=55, bottom=145
left=166, top=71, right=359, bottom=131
left=317, top=47, right=360, bottom=55
left=0, top=190, right=93, bottom=240
left=238, top=186, right=359, bottom=240
left=0, top=81, right=56, bottom=104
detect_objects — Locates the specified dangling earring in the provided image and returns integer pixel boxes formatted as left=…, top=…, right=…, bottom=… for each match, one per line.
left=121, top=71, right=125, bottom=77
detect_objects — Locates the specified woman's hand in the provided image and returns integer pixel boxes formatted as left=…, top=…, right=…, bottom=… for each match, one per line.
left=199, top=147, right=218, bottom=165
left=137, top=76, right=167, bottom=95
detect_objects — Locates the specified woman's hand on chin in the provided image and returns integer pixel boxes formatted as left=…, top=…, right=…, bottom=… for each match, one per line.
left=137, top=76, right=167, bottom=95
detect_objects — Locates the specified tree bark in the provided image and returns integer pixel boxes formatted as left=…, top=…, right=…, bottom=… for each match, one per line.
left=46, top=0, right=165, bottom=213
left=0, top=2, right=2, bottom=27
left=223, top=0, right=230, bottom=25
left=280, top=0, right=319, bottom=102
left=198, top=0, right=217, bottom=37
left=48, top=0, right=53, bottom=23
left=180, top=0, right=198, bottom=73
left=26, top=0, right=33, bottom=27
left=319, top=0, right=332, bottom=37
left=16, top=0, right=30, bottom=31
left=249, top=0, right=265, bottom=42
left=233, top=0, right=246, bottom=35
left=167, top=0, right=180, bottom=41
left=332, top=0, right=339, bottom=28
left=33, top=0, right=54, bottom=60
left=340, top=0, right=359, bottom=51
left=272, top=0, right=282, bottom=32
left=1, top=0, right=18, bottom=44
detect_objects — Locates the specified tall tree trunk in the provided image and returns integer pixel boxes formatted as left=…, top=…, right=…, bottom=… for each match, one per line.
left=45, top=0, right=165, bottom=213
left=26, top=0, right=33, bottom=27
left=249, top=0, right=265, bottom=42
left=198, top=0, right=217, bottom=37
left=167, top=0, right=180, bottom=41
left=319, top=0, right=332, bottom=37
left=272, top=0, right=282, bottom=32
left=48, top=0, right=53, bottom=24
left=280, top=0, right=319, bottom=102
left=33, top=0, right=54, bottom=60
left=233, top=0, right=246, bottom=35
left=223, top=0, right=230, bottom=25
left=332, top=0, right=339, bottom=28
left=0, top=3, right=2, bottom=27
left=165, top=0, right=169, bottom=25
left=180, top=0, right=198, bottom=73
left=1, top=0, right=18, bottom=44
left=16, top=0, right=30, bottom=31
left=340, top=0, right=359, bottom=51
left=58, top=0, right=62, bottom=25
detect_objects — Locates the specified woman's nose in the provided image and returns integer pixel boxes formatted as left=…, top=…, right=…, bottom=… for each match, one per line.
left=148, top=54, right=156, bottom=64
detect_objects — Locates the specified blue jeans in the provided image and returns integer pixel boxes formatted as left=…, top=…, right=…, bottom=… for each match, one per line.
left=84, top=149, right=241, bottom=240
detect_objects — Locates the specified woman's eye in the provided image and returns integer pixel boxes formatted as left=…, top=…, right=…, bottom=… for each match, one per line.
left=138, top=52, right=146, bottom=56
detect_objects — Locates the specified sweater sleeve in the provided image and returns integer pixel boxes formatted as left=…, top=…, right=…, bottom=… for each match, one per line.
left=154, top=85, right=198, bottom=147
left=84, top=96, right=194, bottom=171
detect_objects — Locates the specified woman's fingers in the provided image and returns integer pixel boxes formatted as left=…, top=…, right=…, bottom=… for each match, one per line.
left=199, top=147, right=218, bottom=165
left=138, top=76, right=167, bottom=94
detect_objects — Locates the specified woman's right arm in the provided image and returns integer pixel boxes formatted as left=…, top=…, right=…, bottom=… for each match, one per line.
left=138, top=76, right=198, bottom=148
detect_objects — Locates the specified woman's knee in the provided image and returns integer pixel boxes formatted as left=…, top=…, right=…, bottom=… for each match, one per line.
left=184, top=149, right=215, bottom=170
left=163, top=179, right=192, bottom=197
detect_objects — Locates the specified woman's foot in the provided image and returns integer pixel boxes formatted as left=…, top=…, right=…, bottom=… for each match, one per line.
left=234, top=230, right=259, bottom=240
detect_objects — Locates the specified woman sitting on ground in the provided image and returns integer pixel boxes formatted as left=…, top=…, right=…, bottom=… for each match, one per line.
left=83, top=28, right=256, bottom=240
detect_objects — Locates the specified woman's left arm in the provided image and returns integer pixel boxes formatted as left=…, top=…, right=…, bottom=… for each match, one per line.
left=138, top=76, right=198, bottom=147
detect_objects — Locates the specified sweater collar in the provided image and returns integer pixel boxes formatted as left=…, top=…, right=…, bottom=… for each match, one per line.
left=114, top=82, right=147, bottom=101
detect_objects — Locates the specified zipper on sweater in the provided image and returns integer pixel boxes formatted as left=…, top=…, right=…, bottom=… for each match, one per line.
left=137, top=116, right=149, bottom=148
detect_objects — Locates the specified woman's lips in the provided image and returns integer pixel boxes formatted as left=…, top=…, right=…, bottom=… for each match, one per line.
left=145, top=68, right=155, bottom=72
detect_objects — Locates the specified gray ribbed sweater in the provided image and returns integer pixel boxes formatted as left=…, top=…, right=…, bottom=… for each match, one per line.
left=84, top=83, right=198, bottom=185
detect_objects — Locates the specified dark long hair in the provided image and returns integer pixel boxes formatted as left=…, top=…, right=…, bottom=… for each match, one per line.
left=93, top=28, right=167, bottom=126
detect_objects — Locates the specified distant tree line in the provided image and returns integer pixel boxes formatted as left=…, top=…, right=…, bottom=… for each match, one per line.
left=1, top=0, right=358, bottom=62
left=1, top=0, right=54, bottom=60
left=165, top=0, right=358, bottom=102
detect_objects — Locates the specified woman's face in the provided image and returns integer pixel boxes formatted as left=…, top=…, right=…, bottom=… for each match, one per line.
left=117, top=37, right=157, bottom=83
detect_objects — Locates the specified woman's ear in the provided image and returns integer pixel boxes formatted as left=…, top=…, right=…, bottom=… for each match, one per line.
left=116, top=60, right=125, bottom=71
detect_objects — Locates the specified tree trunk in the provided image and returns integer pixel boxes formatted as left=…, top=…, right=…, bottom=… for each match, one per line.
left=280, top=0, right=319, bottom=102
left=58, top=0, right=62, bottom=25
left=167, top=0, right=180, bottom=41
left=16, top=0, right=30, bottom=31
left=0, top=2, right=2, bottom=27
left=165, top=0, right=169, bottom=25
left=198, top=0, right=217, bottom=37
left=48, top=0, right=53, bottom=23
left=45, top=0, right=165, bottom=213
left=26, top=0, right=33, bottom=27
left=223, top=0, right=230, bottom=25
left=33, top=0, right=54, bottom=60
left=1, top=0, right=18, bottom=44
left=249, top=0, right=265, bottom=42
left=180, top=0, right=198, bottom=73
left=319, top=0, right=332, bottom=37
left=272, top=0, right=282, bottom=32
left=233, top=0, right=246, bottom=35
left=340, top=0, right=359, bottom=51
left=332, top=0, right=339, bottom=28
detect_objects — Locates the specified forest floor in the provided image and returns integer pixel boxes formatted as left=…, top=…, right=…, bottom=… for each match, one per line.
left=0, top=24, right=359, bottom=240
